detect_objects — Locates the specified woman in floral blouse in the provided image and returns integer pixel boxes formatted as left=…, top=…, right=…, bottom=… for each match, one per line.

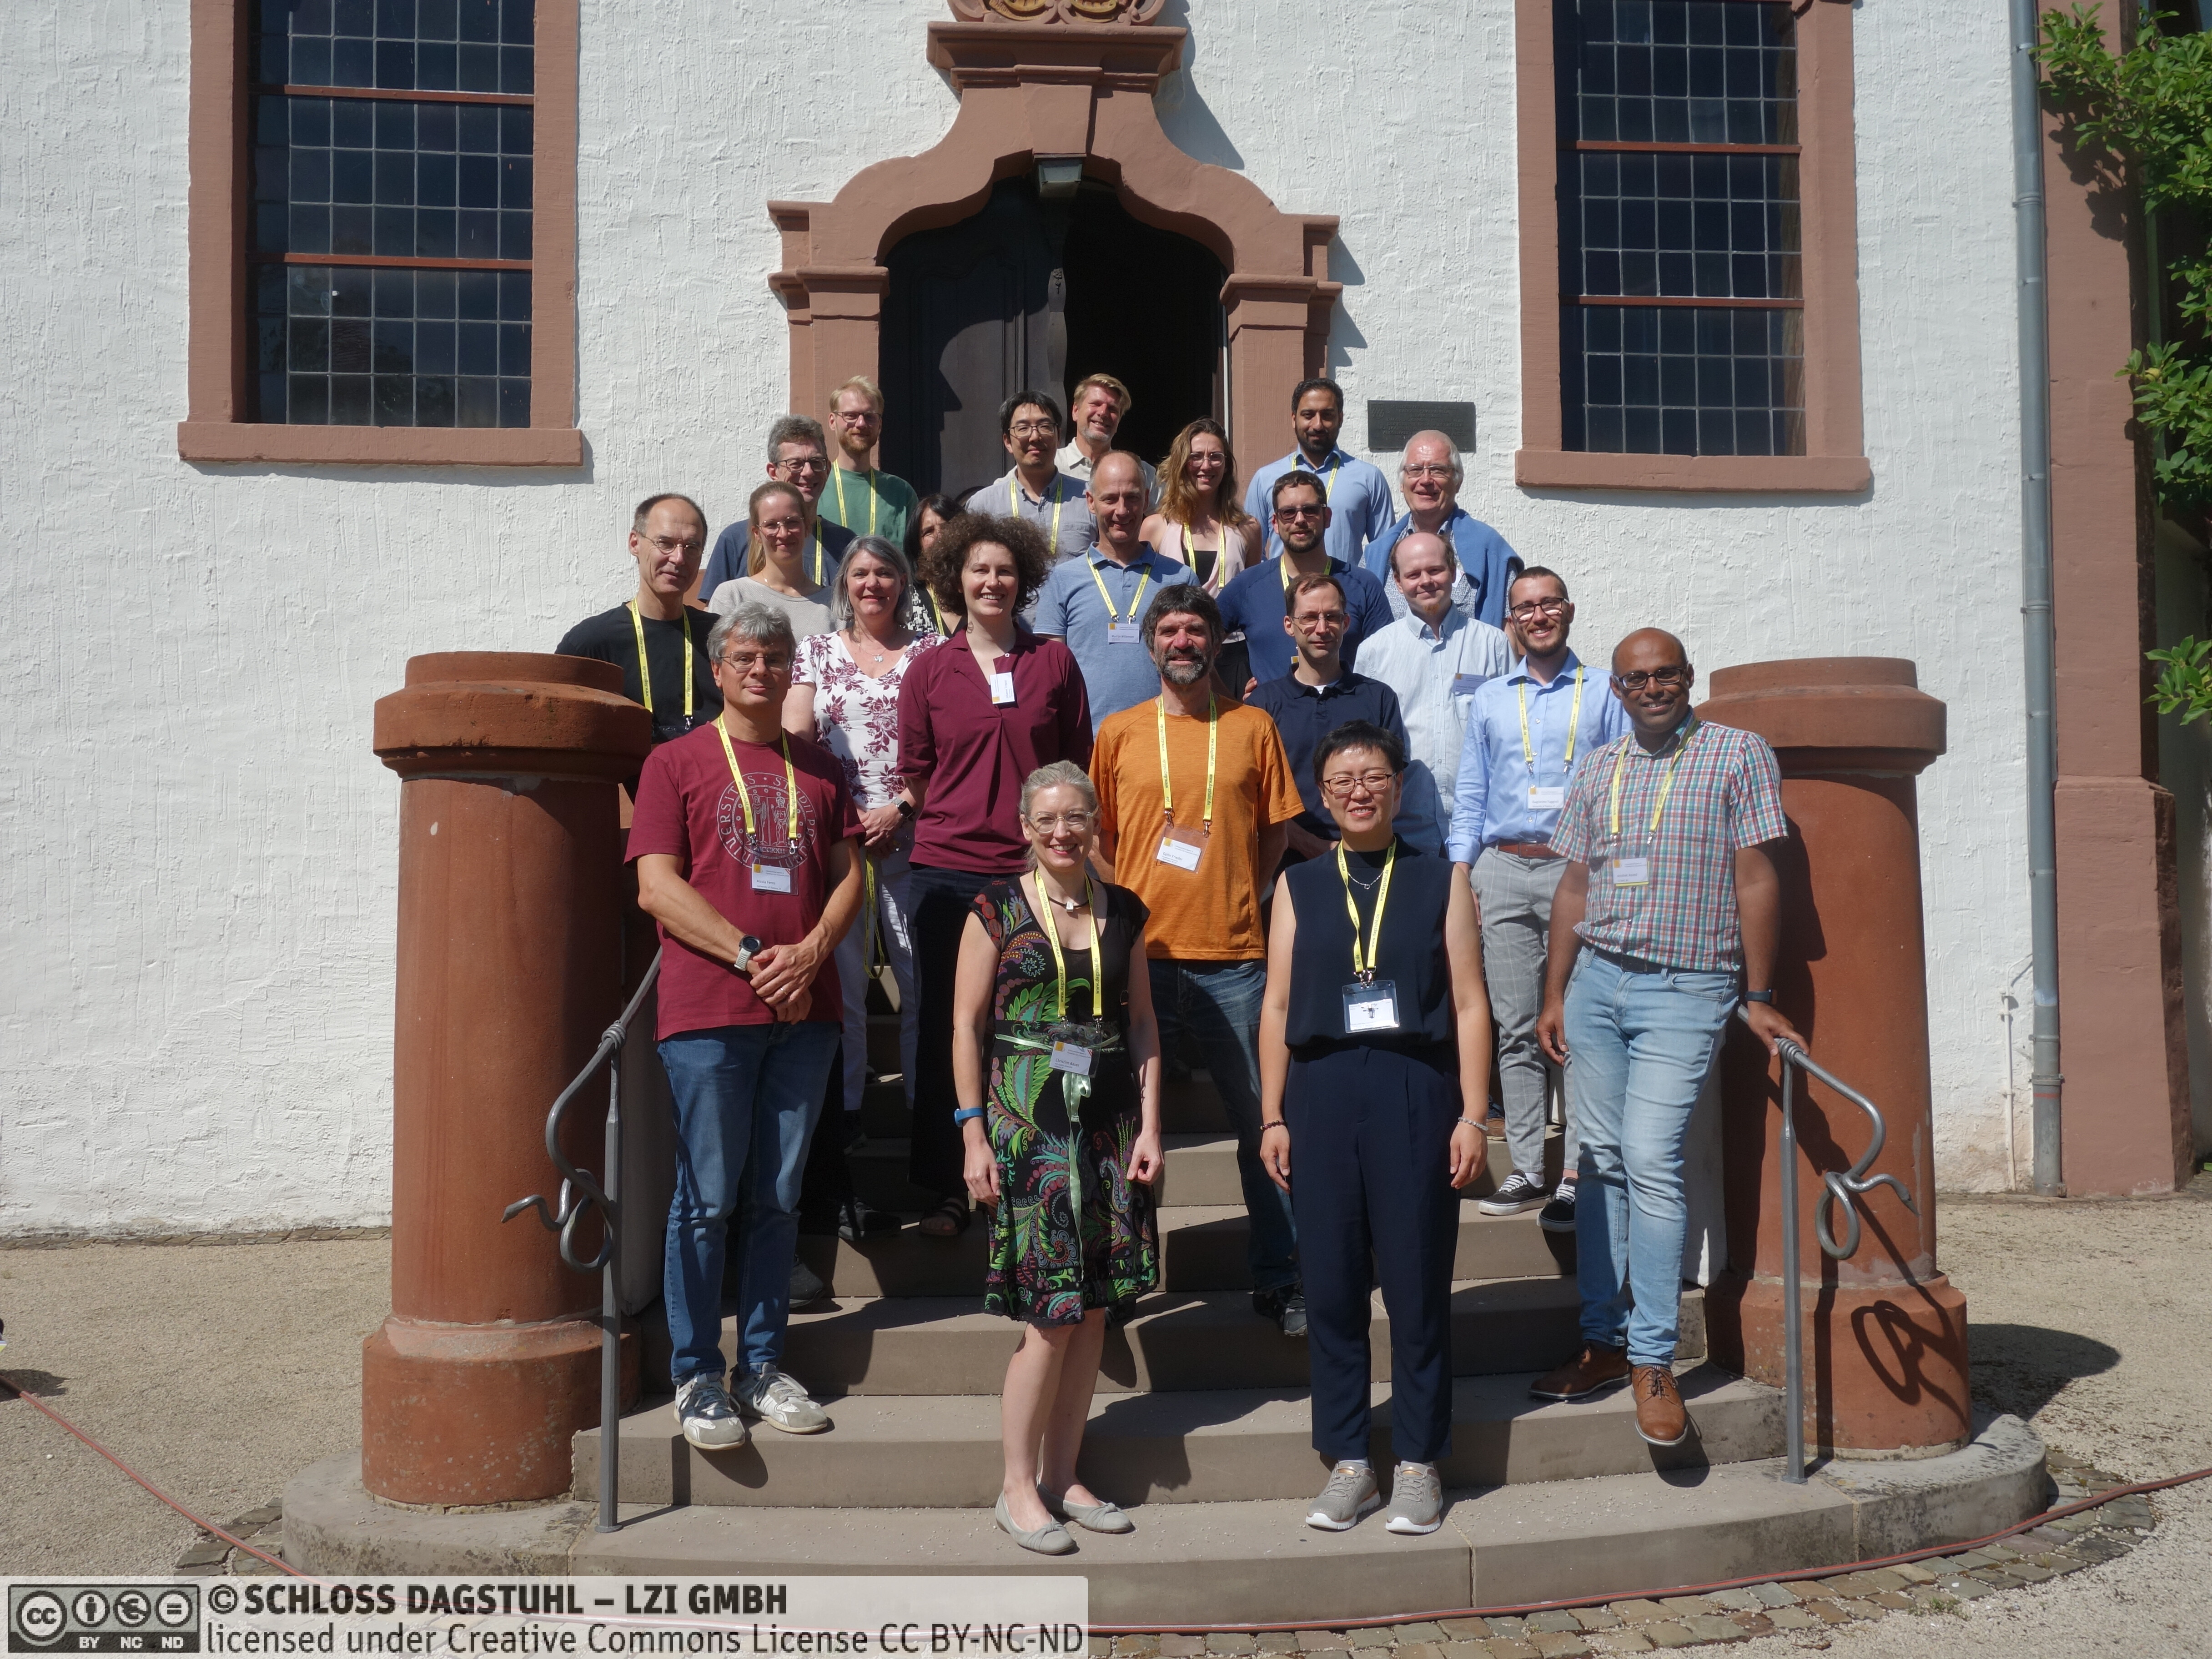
left=952, top=761, right=1164, bottom=1554
left=784, top=534, right=939, bottom=1130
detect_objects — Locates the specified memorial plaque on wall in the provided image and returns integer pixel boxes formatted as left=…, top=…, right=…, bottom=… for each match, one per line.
left=1367, top=399, right=1477, bottom=456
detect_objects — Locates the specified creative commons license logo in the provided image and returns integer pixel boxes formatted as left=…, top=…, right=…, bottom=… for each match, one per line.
left=8, top=1586, right=199, bottom=1654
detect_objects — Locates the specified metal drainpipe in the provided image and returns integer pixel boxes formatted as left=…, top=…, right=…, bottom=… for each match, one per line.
left=2011, top=0, right=2065, bottom=1196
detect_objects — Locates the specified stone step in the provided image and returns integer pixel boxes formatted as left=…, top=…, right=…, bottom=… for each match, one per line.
left=572, top=1362, right=1780, bottom=1510
left=793, top=1200, right=1571, bottom=1299
left=556, top=1418, right=2046, bottom=1624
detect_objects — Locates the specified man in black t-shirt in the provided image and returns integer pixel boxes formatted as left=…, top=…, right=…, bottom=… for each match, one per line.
left=557, top=493, right=720, bottom=747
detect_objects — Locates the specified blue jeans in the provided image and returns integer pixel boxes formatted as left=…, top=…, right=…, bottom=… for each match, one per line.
left=1562, top=948, right=1735, bottom=1368
left=659, top=1021, right=841, bottom=1388
left=1147, top=958, right=1298, bottom=1294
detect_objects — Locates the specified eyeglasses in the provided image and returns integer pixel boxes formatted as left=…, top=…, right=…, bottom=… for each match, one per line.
left=1008, top=420, right=1058, bottom=438
left=1274, top=503, right=1325, bottom=520
left=1027, top=811, right=1094, bottom=833
left=719, top=651, right=793, bottom=672
left=1402, top=463, right=1456, bottom=481
left=1322, top=771, right=1397, bottom=800
left=832, top=408, right=881, bottom=425
left=1508, top=597, right=1569, bottom=620
left=1293, top=609, right=1348, bottom=628
left=1613, top=666, right=1690, bottom=692
left=636, top=533, right=704, bottom=557
left=772, top=455, right=830, bottom=476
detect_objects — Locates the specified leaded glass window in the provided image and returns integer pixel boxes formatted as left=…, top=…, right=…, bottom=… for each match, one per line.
left=1558, top=0, right=1805, bottom=457
left=246, top=0, right=535, bottom=427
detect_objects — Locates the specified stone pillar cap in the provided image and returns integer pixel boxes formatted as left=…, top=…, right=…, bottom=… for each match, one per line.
left=1699, top=656, right=1945, bottom=773
left=374, top=653, right=654, bottom=783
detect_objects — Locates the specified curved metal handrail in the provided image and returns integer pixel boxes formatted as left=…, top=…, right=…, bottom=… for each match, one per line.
left=503, top=952, right=661, bottom=1269
left=1768, top=1031, right=1918, bottom=1260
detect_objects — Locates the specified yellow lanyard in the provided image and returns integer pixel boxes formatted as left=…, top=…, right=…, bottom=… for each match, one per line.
left=1607, top=716, right=1695, bottom=840
left=1032, top=875, right=1097, bottom=1021
left=1010, top=474, right=1065, bottom=553
left=1518, top=663, right=1585, bottom=771
left=1336, top=842, right=1397, bottom=984
left=1156, top=693, right=1218, bottom=830
left=1089, top=558, right=1151, bottom=628
left=1317, top=454, right=1340, bottom=500
left=831, top=467, right=877, bottom=538
left=628, top=601, right=694, bottom=720
left=809, top=521, right=829, bottom=587
left=714, top=717, right=800, bottom=847
left=1279, top=553, right=1334, bottom=594
left=925, top=589, right=953, bottom=637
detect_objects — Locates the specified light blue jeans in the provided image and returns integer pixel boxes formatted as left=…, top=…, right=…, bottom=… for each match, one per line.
left=1563, top=947, right=1735, bottom=1368
left=1147, top=958, right=1298, bottom=1294
left=659, top=1021, right=841, bottom=1388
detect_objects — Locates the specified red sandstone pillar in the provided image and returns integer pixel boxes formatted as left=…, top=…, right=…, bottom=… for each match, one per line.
left=1700, top=658, right=1971, bottom=1455
left=362, top=654, right=652, bottom=1504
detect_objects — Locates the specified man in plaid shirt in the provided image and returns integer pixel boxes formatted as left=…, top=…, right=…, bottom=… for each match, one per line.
left=1528, top=628, right=1805, bottom=1448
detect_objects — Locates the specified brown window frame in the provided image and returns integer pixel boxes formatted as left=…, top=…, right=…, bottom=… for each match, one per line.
left=178, top=0, right=581, bottom=467
left=1515, top=0, right=1870, bottom=492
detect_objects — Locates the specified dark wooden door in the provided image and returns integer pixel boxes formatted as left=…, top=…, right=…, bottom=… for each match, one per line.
left=880, top=181, right=1062, bottom=499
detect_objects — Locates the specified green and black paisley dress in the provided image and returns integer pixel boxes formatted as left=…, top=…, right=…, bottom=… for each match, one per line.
left=970, top=878, right=1159, bottom=1326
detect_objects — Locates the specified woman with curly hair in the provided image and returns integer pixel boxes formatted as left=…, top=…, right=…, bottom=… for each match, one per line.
left=953, top=760, right=1163, bottom=1553
left=1140, top=418, right=1261, bottom=595
left=896, top=515, right=1093, bottom=1237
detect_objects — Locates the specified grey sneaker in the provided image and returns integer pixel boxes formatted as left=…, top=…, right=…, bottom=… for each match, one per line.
left=1478, top=1170, right=1549, bottom=1216
left=1304, top=1462, right=1381, bottom=1531
left=735, top=1367, right=831, bottom=1433
left=1384, top=1462, right=1443, bottom=1534
left=674, top=1375, right=748, bottom=1450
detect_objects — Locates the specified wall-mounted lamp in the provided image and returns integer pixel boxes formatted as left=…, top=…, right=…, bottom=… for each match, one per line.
left=1036, top=157, right=1083, bottom=199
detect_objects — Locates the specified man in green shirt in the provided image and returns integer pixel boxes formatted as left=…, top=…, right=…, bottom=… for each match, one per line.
left=819, top=374, right=919, bottom=548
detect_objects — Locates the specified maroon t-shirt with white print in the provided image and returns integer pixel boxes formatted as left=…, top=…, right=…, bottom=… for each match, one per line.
left=626, top=720, right=864, bottom=1039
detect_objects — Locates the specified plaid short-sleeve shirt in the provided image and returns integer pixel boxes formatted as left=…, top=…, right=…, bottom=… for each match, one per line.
left=1550, top=716, right=1788, bottom=975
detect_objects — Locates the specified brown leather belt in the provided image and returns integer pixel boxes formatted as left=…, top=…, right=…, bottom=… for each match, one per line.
left=1494, top=841, right=1561, bottom=860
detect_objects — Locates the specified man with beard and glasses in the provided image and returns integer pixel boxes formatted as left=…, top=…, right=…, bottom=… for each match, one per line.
left=1087, top=585, right=1310, bottom=1334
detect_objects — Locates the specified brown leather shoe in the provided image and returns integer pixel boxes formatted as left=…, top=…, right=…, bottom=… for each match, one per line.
left=1632, top=1364, right=1689, bottom=1446
left=1529, top=1344, right=1630, bottom=1401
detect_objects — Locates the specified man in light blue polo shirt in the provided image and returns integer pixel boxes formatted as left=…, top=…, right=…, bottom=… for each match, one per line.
left=1355, top=531, right=1512, bottom=855
left=1034, top=452, right=1191, bottom=730
left=1241, top=379, right=1395, bottom=568
left=1365, top=430, right=1520, bottom=629
left=1447, top=566, right=1630, bottom=1232
left=966, top=389, right=1096, bottom=565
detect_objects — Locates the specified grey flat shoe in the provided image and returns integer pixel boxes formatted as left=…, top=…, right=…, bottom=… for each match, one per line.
left=1041, top=1487, right=1134, bottom=1534
left=994, top=1492, right=1077, bottom=1555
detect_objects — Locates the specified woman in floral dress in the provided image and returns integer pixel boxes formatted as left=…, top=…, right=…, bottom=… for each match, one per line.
left=952, top=761, right=1164, bottom=1553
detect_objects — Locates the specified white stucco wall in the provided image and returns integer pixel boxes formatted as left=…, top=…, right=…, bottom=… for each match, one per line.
left=0, top=0, right=2034, bottom=1233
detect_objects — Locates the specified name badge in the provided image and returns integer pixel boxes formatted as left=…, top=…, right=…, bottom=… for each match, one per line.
left=750, top=863, right=794, bottom=894
left=1450, top=673, right=1489, bottom=698
left=1612, top=855, right=1651, bottom=887
left=990, top=671, right=1016, bottom=705
left=1049, top=1041, right=1094, bottom=1076
left=1106, top=622, right=1141, bottom=645
left=1527, top=785, right=1566, bottom=810
left=1155, top=824, right=1209, bottom=871
left=1342, top=980, right=1401, bottom=1034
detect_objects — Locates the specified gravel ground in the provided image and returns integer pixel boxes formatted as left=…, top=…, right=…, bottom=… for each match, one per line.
left=1, top=1185, right=2207, bottom=1659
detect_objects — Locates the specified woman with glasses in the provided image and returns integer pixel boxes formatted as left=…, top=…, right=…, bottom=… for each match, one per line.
left=1141, top=418, right=1260, bottom=595
left=1257, top=721, right=1492, bottom=1538
left=897, top=516, right=1093, bottom=1238
left=905, top=493, right=969, bottom=636
left=953, top=761, right=1164, bottom=1554
left=785, top=535, right=940, bottom=1141
left=709, top=481, right=835, bottom=640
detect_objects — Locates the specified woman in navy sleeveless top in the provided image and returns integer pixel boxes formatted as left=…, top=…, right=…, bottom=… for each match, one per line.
left=1256, top=720, right=1493, bottom=1537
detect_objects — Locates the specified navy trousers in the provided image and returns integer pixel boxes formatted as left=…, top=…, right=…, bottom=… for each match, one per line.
left=1284, top=1044, right=1461, bottom=1465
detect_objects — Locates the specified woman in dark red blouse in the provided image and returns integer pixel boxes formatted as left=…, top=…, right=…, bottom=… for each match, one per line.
left=898, top=515, right=1092, bottom=1234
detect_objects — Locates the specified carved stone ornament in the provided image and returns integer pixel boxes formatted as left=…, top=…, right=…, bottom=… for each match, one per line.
left=946, top=0, right=1165, bottom=24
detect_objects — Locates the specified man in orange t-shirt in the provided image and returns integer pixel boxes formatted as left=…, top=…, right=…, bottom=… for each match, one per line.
left=1091, top=585, right=1310, bottom=1335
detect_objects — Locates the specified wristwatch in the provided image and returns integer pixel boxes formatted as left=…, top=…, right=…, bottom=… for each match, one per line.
left=895, top=797, right=915, bottom=819
left=1742, top=988, right=1775, bottom=1005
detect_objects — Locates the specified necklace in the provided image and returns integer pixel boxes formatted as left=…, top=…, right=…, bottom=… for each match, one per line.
left=1038, top=876, right=1089, bottom=912
left=1345, top=867, right=1383, bottom=892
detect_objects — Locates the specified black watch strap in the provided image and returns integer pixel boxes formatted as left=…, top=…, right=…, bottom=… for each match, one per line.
left=1742, top=988, right=1775, bottom=1005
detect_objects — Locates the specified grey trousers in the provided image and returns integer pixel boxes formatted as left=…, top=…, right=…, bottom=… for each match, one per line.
left=1471, top=847, right=1573, bottom=1179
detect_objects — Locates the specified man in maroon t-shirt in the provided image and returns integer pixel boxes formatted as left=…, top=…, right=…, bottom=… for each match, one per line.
left=630, top=601, right=865, bottom=1450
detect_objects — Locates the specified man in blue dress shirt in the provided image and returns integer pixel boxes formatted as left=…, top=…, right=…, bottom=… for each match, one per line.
left=1217, top=470, right=1393, bottom=688
left=1363, top=431, right=1520, bottom=629
left=1034, top=452, right=1192, bottom=730
left=1447, top=567, right=1630, bottom=1231
left=1241, top=379, right=1395, bottom=567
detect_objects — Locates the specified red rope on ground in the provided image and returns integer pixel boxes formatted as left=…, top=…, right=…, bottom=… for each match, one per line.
left=0, top=1368, right=308, bottom=1578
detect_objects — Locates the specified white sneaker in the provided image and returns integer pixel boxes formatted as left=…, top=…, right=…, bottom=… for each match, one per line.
left=1384, top=1462, right=1443, bottom=1534
left=673, top=1375, right=749, bottom=1450
left=735, top=1367, right=831, bottom=1433
left=1305, top=1463, right=1381, bottom=1531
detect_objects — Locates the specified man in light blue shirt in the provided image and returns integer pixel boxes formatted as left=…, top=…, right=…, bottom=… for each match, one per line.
left=1448, top=566, right=1631, bottom=1232
left=1363, top=430, right=1520, bottom=629
left=1034, top=452, right=1191, bottom=730
left=1240, top=378, right=1395, bottom=568
left=1355, top=532, right=1512, bottom=854
left=966, top=389, right=1097, bottom=564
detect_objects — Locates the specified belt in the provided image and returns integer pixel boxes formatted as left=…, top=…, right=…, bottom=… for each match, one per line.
left=1493, top=841, right=1560, bottom=860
